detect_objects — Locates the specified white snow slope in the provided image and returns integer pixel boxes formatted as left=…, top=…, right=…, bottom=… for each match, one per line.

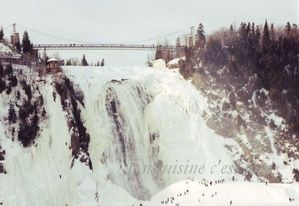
left=0, top=42, right=21, bottom=58
left=150, top=180, right=299, bottom=206
left=0, top=63, right=298, bottom=205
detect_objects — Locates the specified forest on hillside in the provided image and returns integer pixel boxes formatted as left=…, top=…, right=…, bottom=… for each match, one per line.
left=176, top=21, right=299, bottom=135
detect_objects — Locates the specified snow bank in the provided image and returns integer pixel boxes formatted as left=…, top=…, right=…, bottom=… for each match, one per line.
left=99, top=180, right=299, bottom=206
left=166, top=57, right=185, bottom=69
left=151, top=59, right=166, bottom=69
left=148, top=180, right=299, bottom=206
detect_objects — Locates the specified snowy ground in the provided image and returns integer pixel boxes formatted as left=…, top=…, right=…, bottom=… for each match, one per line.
left=0, top=42, right=21, bottom=58
left=149, top=180, right=299, bottom=206
left=100, top=179, right=299, bottom=206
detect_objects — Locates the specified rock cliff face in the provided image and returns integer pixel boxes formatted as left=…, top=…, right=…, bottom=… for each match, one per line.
left=191, top=63, right=299, bottom=183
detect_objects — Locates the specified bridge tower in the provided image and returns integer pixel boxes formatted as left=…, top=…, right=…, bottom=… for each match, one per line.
left=10, top=23, right=20, bottom=47
left=13, top=23, right=16, bottom=34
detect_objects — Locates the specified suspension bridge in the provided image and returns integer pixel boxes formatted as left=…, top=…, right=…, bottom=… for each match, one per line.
left=3, top=23, right=195, bottom=51
left=32, top=43, right=178, bottom=51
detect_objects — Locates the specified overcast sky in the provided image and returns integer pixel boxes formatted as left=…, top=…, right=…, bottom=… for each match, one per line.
left=0, top=0, right=298, bottom=66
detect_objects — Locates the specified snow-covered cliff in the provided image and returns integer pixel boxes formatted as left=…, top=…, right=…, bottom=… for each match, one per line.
left=0, top=59, right=298, bottom=205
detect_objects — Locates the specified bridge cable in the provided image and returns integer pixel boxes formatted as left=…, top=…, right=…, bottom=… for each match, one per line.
left=126, top=27, right=191, bottom=44
left=2, top=24, right=13, bottom=30
left=16, top=23, right=193, bottom=45
left=17, top=23, right=93, bottom=43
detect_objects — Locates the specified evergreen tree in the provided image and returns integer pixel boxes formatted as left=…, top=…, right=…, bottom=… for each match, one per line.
left=285, top=22, right=291, bottom=34
left=246, top=22, right=251, bottom=35
left=0, top=27, right=4, bottom=41
left=229, top=25, right=234, bottom=34
left=227, top=24, right=236, bottom=47
left=22, top=31, right=33, bottom=54
left=81, top=55, right=88, bottom=66
left=251, top=23, right=255, bottom=35
left=255, top=26, right=261, bottom=45
left=239, top=22, right=248, bottom=41
left=262, top=20, right=270, bottom=51
left=196, top=23, right=206, bottom=49
left=270, top=23, right=275, bottom=41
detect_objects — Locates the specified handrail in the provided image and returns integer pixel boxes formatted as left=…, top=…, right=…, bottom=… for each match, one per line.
left=32, top=43, right=180, bottom=51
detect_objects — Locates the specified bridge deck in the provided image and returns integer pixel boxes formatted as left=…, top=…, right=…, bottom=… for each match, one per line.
left=33, top=43, right=178, bottom=51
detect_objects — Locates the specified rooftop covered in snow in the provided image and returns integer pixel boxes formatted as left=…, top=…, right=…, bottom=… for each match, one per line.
left=47, top=58, right=59, bottom=62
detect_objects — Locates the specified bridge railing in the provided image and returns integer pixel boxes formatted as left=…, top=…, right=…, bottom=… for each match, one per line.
left=32, top=43, right=178, bottom=51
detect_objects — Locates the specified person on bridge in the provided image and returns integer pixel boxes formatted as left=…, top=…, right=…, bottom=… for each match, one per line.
left=101, top=59, right=105, bottom=66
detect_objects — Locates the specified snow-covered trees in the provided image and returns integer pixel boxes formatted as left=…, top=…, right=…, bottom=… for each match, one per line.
left=180, top=21, right=299, bottom=134
left=205, top=37, right=225, bottom=65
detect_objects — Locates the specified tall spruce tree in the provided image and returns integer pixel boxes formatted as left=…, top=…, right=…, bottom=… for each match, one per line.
left=255, top=26, right=261, bottom=45
left=239, top=22, right=247, bottom=42
left=246, top=23, right=251, bottom=36
left=285, top=22, right=291, bottom=34
left=229, top=25, right=234, bottom=34
left=22, top=31, right=33, bottom=54
left=196, top=23, right=206, bottom=49
left=262, top=20, right=270, bottom=51
left=270, top=23, right=275, bottom=41
left=251, top=23, right=255, bottom=35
